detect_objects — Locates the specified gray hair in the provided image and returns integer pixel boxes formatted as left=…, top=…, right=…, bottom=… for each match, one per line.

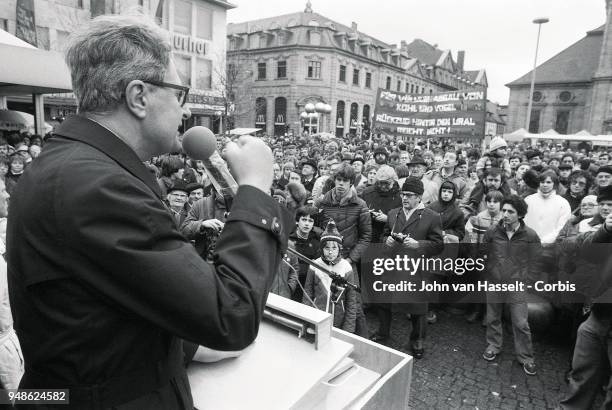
left=65, top=12, right=172, bottom=114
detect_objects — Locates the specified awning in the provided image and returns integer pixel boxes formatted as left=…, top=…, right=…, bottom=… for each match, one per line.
left=0, top=43, right=72, bottom=95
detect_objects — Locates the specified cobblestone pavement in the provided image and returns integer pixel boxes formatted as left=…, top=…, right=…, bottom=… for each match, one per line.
left=365, top=308, right=605, bottom=410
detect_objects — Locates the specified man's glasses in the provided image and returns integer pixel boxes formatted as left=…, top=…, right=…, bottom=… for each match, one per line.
left=400, top=192, right=418, bottom=198
left=580, top=203, right=596, bottom=208
left=143, top=80, right=190, bottom=107
left=571, top=180, right=587, bottom=187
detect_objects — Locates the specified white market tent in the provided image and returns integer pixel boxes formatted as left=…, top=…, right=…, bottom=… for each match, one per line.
left=227, top=128, right=261, bottom=136
left=0, top=29, right=72, bottom=135
left=504, top=127, right=612, bottom=146
left=503, top=128, right=531, bottom=142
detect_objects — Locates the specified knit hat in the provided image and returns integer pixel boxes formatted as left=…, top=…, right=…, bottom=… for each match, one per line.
left=401, top=176, right=424, bottom=195
left=558, top=163, right=573, bottom=171
left=489, top=137, right=507, bottom=152
left=320, top=220, right=343, bottom=245
left=597, top=165, right=612, bottom=176
left=375, top=165, right=398, bottom=182
left=597, top=186, right=612, bottom=203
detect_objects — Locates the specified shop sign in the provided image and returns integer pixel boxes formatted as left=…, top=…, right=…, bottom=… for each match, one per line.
left=172, top=33, right=207, bottom=55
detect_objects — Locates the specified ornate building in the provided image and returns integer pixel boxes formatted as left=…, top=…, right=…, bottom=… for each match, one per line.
left=226, top=2, right=487, bottom=137
left=506, top=0, right=612, bottom=136
left=0, top=0, right=235, bottom=133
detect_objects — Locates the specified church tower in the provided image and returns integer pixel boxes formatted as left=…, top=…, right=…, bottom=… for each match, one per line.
left=589, top=0, right=612, bottom=134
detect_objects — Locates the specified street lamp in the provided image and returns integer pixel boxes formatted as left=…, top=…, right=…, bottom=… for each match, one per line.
left=525, top=17, right=550, bottom=131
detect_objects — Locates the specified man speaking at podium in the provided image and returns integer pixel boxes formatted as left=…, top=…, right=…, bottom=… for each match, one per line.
left=7, top=13, right=290, bottom=410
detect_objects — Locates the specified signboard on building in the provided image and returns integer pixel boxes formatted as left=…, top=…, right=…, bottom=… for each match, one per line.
left=372, top=88, right=486, bottom=139
left=15, top=0, right=37, bottom=47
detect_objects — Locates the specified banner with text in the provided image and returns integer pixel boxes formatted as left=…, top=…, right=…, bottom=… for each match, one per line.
left=15, top=0, right=37, bottom=47
left=372, top=88, right=486, bottom=139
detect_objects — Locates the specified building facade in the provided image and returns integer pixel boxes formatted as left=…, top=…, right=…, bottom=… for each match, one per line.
left=506, top=0, right=612, bottom=136
left=226, top=2, right=487, bottom=137
left=0, top=0, right=234, bottom=133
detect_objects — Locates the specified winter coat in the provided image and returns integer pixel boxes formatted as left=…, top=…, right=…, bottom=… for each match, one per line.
left=427, top=181, right=465, bottom=241
left=303, top=258, right=358, bottom=332
left=560, top=220, right=612, bottom=320
left=562, top=191, right=585, bottom=213
left=361, top=183, right=402, bottom=243
left=481, top=221, right=541, bottom=284
left=382, top=204, right=444, bottom=314
left=289, top=230, right=321, bottom=280
left=180, top=193, right=227, bottom=260
left=270, top=253, right=299, bottom=298
left=319, top=189, right=372, bottom=263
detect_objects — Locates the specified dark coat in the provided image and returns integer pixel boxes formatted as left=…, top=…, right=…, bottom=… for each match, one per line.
left=382, top=205, right=444, bottom=314
left=562, top=190, right=585, bottom=213
left=427, top=181, right=465, bottom=241
left=289, top=230, right=321, bottom=280
left=361, top=183, right=402, bottom=243
left=7, top=116, right=292, bottom=410
left=319, top=188, right=372, bottom=263
left=482, top=221, right=541, bottom=284
left=180, top=193, right=227, bottom=260
left=270, top=253, right=299, bottom=298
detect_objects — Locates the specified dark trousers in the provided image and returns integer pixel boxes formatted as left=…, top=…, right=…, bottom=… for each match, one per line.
left=375, top=305, right=426, bottom=342
left=560, top=314, right=612, bottom=409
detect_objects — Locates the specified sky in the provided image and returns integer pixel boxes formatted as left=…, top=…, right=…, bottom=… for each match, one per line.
left=226, top=0, right=606, bottom=105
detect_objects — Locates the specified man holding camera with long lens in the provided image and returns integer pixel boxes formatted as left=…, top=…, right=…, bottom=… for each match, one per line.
left=7, top=13, right=290, bottom=409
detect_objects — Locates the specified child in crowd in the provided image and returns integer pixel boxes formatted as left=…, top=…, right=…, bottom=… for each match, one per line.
left=303, top=220, right=358, bottom=333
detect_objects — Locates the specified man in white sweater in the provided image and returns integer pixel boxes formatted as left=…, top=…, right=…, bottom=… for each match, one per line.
left=524, top=170, right=572, bottom=244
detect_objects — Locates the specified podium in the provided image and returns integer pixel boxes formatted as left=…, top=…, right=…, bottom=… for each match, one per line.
left=187, top=294, right=412, bottom=409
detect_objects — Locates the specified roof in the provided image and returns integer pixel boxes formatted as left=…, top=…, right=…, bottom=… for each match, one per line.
left=506, top=24, right=605, bottom=87
left=228, top=11, right=392, bottom=50
left=403, top=39, right=444, bottom=66
left=203, top=0, right=236, bottom=9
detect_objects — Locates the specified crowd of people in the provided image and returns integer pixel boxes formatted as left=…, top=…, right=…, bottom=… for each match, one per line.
left=2, top=126, right=612, bottom=408
left=150, top=131, right=611, bottom=408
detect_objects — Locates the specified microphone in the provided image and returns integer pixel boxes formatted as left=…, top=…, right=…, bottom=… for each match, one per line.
left=182, top=126, right=238, bottom=199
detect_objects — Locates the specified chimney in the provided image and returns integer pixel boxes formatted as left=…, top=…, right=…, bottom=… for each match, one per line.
left=457, top=50, right=465, bottom=71
left=351, top=22, right=358, bottom=32
left=401, top=40, right=408, bottom=52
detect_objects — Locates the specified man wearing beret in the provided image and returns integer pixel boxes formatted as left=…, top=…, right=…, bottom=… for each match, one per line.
left=372, top=177, right=443, bottom=357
